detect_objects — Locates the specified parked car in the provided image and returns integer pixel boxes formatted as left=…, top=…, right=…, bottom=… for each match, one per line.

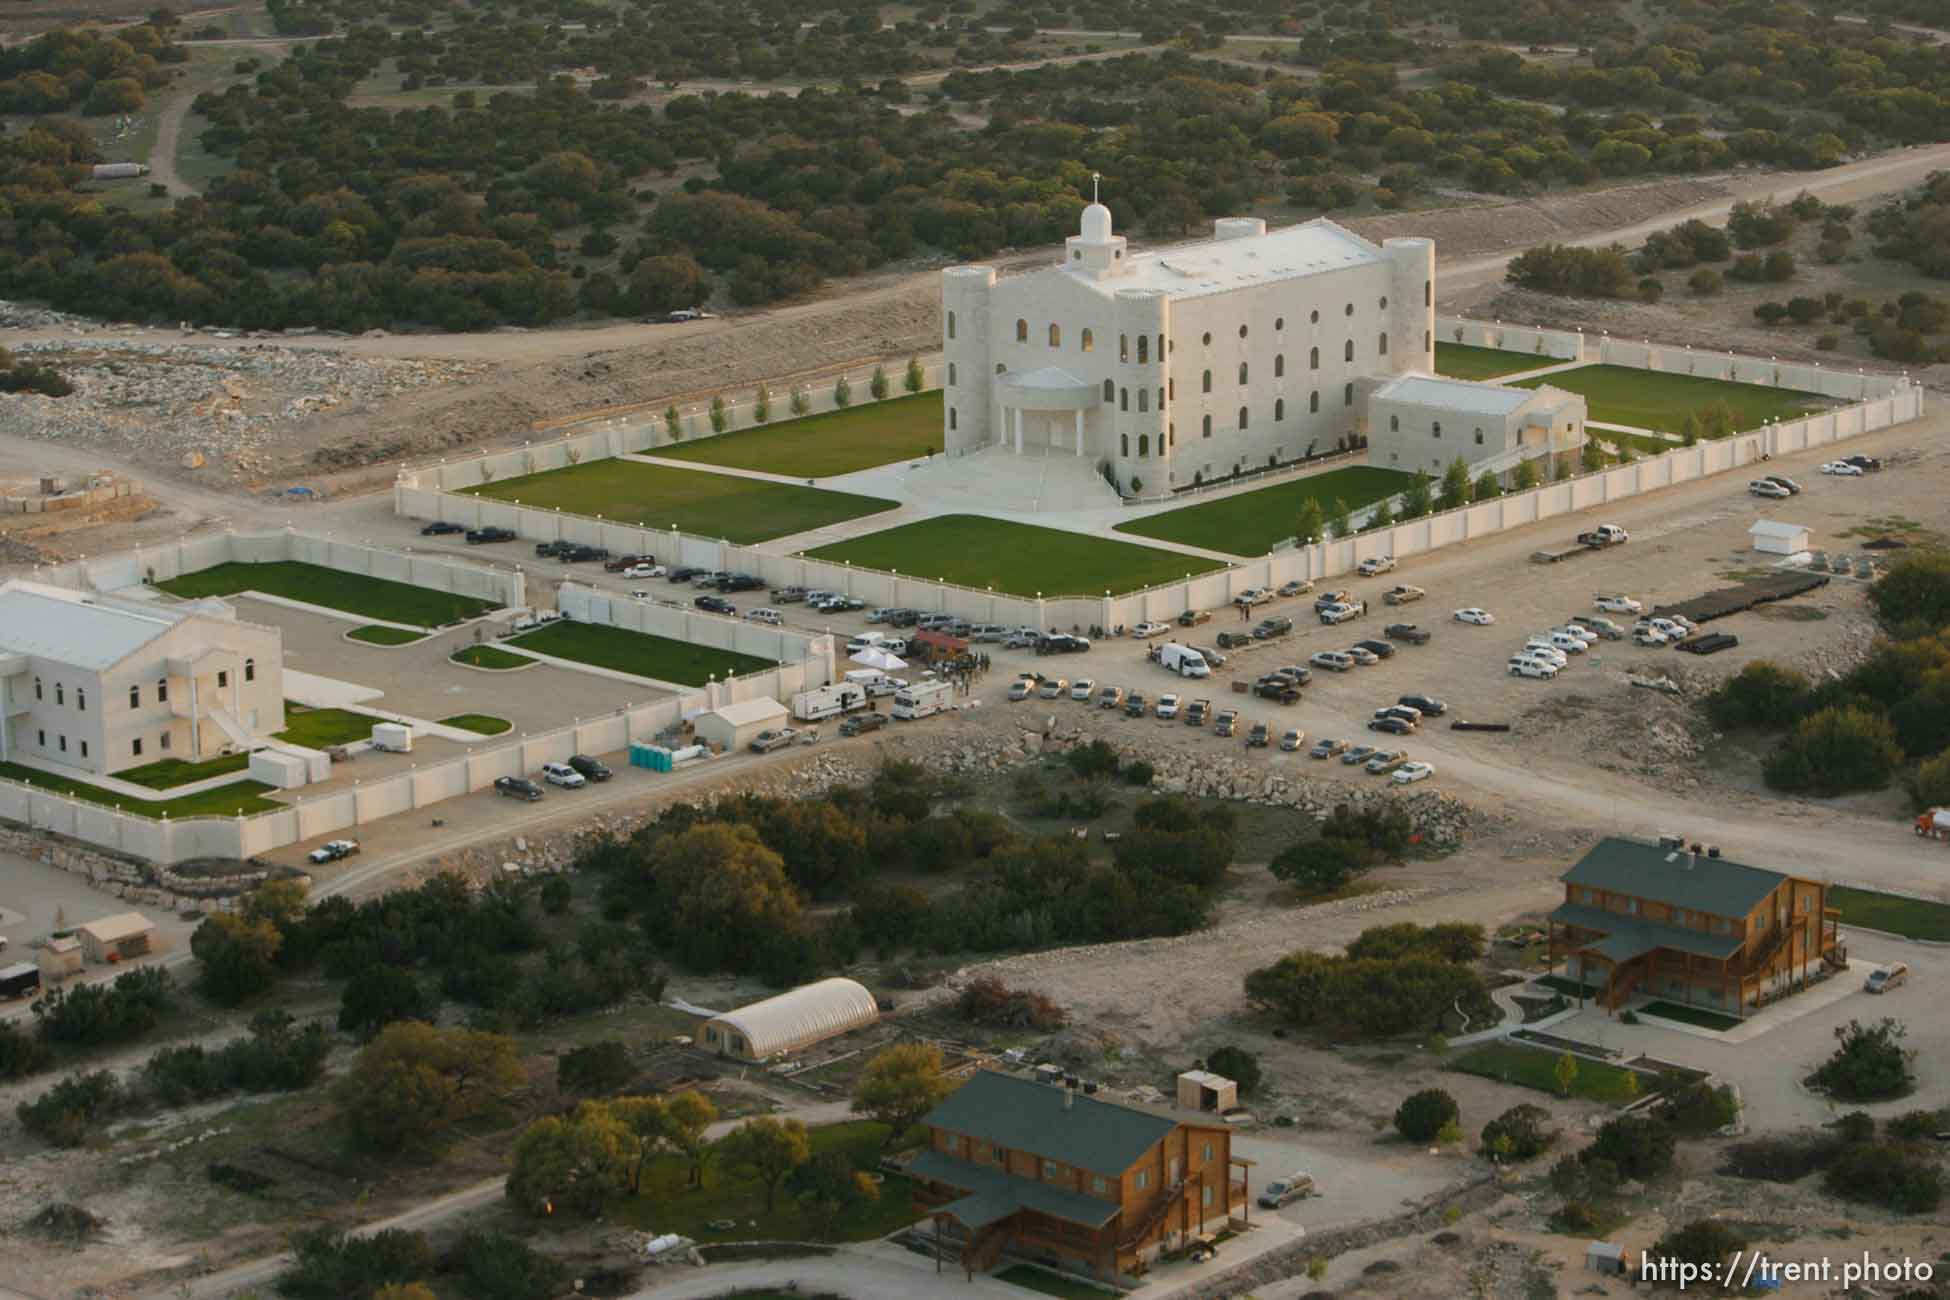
left=1132, top=621, right=1169, bottom=639
left=1368, top=715, right=1415, bottom=735
left=307, top=839, right=360, bottom=864
left=1341, top=745, right=1378, bottom=766
left=1398, top=694, right=1447, bottom=716
left=749, top=728, right=798, bottom=753
left=1070, top=679, right=1096, bottom=701
left=1254, top=678, right=1300, bottom=704
left=1820, top=461, right=1864, bottom=476
left=718, top=573, right=765, bottom=593
left=1570, top=615, right=1624, bottom=640
left=1310, top=650, right=1355, bottom=672
left=568, top=754, right=612, bottom=782
left=1522, top=641, right=1570, bottom=667
left=1841, top=454, right=1882, bottom=471
left=839, top=711, right=889, bottom=736
left=1509, top=656, right=1558, bottom=679
left=623, top=563, right=665, bottom=579
left=1749, top=479, right=1792, bottom=498
left=1383, top=585, right=1425, bottom=605
left=1003, top=629, right=1039, bottom=649
left=1253, top=615, right=1294, bottom=640
left=1594, top=594, right=1643, bottom=614
left=1214, top=709, right=1240, bottom=737
left=1365, top=749, right=1409, bottom=775
left=494, top=775, right=543, bottom=800
left=694, top=595, right=736, bottom=615
left=666, top=566, right=703, bottom=583
left=559, top=544, right=609, bottom=563
left=1357, top=555, right=1397, bottom=576
left=1279, top=728, right=1305, bottom=752
left=541, top=761, right=586, bottom=788
left=1764, top=474, right=1803, bottom=495
left=1343, top=645, right=1379, bottom=666
left=773, top=586, right=809, bottom=604
left=1454, top=607, right=1495, bottom=625
left=1310, top=737, right=1350, bottom=759
left=1124, top=690, right=1148, bottom=717
left=1272, top=665, right=1313, bottom=686
left=1319, top=601, right=1366, bottom=625
left=1156, top=693, right=1181, bottom=719
left=1178, top=609, right=1213, bottom=627
left=535, top=540, right=571, bottom=557
left=1353, top=639, right=1396, bottom=660
left=1246, top=721, right=1270, bottom=748
left=1037, top=633, right=1091, bottom=654
left=1392, top=761, right=1435, bottom=784
left=1184, top=700, right=1209, bottom=727
left=1258, top=1173, right=1314, bottom=1209
left=420, top=521, right=465, bottom=536
left=1386, top=623, right=1431, bottom=645
left=1039, top=677, right=1069, bottom=699
left=1007, top=678, right=1033, bottom=702
left=466, top=526, right=516, bottom=544
left=1234, top=587, right=1273, bottom=608
left=1314, top=590, right=1354, bottom=613
left=1098, top=684, right=1126, bottom=710
left=1865, top=962, right=1909, bottom=993
left=1632, top=627, right=1671, bottom=647
left=604, top=554, right=651, bottom=572
left=1277, top=579, right=1314, bottom=598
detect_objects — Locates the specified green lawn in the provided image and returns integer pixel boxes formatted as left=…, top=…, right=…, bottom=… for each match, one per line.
left=451, top=644, right=533, bottom=670
left=606, top=1120, right=917, bottom=1242
left=1510, top=365, right=1825, bottom=434
left=1830, top=885, right=1950, bottom=942
left=463, top=460, right=899, bottom=545
left=1450, top=1041, right=1654, bottom=1104
left=808, top=514, right=1227, bottom=597
left=115, top=752, right=252, bottom=790
left=275, top=706, right=379, bottom=750
left=997, top=1265, right=1121, bottom=1299
left=439, top=713, right=512, bottom=736
left=0, top=761, right=282, bottom=818
left=1639, top=1001, right=1741, bottom=1032
left=1435, top=342, right=1550, bottom=380
left=657, top=392, right=944, bottom=477
left=346, top=624, right=427, bottom=646
left=158, top=561, right=496, bottom=627
left=1113, top=467, right=1414, bottom=557
left=508, top=621, right=775, bottom=685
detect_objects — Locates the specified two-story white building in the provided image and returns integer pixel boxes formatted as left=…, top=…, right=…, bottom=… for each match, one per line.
left=942, top=204, right=1584, bottom=493
left=0, top=581, right=284, bottom=778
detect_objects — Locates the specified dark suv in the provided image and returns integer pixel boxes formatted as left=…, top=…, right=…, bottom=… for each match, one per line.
left=1386, top=623, right=1431, bottom=645
left=695, top=595, right=736, bottom=615
left=559, top=544, right=609, bottom=563
left=567, top=754, right=612, bottom=782
left=466, top=527, right=516, bottom=544
left=494, top=775, right=543, bottom=801
left=839, top=712, right=888, bottom=737
left=1252, top=616, right=1294, bottom=640
left=604, top=554, right=651, bottom=573
left=718, top=573, right=766, bottom=593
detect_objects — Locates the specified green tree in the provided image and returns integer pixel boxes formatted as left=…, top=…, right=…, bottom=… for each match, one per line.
left=709, top=394, right=728, bottom=433
left=1707, top=661, right=1812, bottom=730
left=1473, top=470, right=1501, bottom=501
left=635, top=823, right=803, bottom=974
left=557, top=1041, right=635, bottom=1096
left=1295, top=497, right=1325, bottom=545
left=790, top=388, right=811, bottom=417
left=1205, top=1045, right=1262, bottom=1096
left=1650, top=1219, right=1746, bottom=1280
left=1810, top=1017, right=1914, bottom=1101
left=1394, top=1088, right=1460, bottom=1141
left=505, top=1101, right=632, bottom=1216
left=333, top=1022, right=523, bottom=1156
left=667, top=1089, right=718, bottom=1188
left=1585, top=1114, right=1676, bottom=1180
left=1763, top=705, right=1903, bottom=795
left=1511, top=457, right=1541, bottom=491
left=1870, top=552, right=1950, bottom=632
left=1436, top=457, right=1473, bottom=512
left=1325, top=497, right=1353, bottom=539
left=1366, top=495, right=1395, bottom=530
left=280, top=1229, right=432, bottom=1300
left=1912, top=750, right=1950, bottom=812
left=754, top=384, right=771, bottom=423
left=1398, top=470, right=1433, bottom=519
left=834, top=375, right=852, bottom=408
left=1480, top=1104, right=1556, bottom=1161
left=1680, top=412, right=1701, bottom=446
left=869, top=365, right=889, bottom=400
left=0, top=1020, right=52, bottom=1082
left=853, top=1043, right=956, bottom=1149
left=663, top=405, right=680, bottom=440
left=1580, top=439, right=1605, bottom=473
left=904, top=355, right=924, bottom=394
left=1553, top=1052, right=1580, bottom=1098
left=719, top=1116, right=810, bottom=1211
left=1267, top=837, right=1371, bottom=895
left=338, top=964, right=428, bottom=1041
left=787, top=1148, right=879, bottom=1213
left=611, top=1094, right=674, bottom=1194
left=191, top=911, right=283, bottom=1005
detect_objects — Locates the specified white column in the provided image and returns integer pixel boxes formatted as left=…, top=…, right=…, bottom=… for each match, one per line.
left=1074, top=410, right=1085, bottom=457
left=1013, top=406, right=1022, bottom=455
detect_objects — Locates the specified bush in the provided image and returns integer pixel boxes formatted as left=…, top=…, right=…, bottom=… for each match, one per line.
left=1825, top=1141, right=1943, bottom=1211
left=279, top=1227, right=433, bottom=1300
left=1584, top=1115, right=1675, bottom=1180
left=1650, top=1219, right=1746, bottom=1277
left=1666, top=1081, right=1739, bottom=1134
left=445, top=1228, right=569, bottom=1300
left=1480, top=1103, right=1557, bottom=1161
left=557, top=1041, right=636, bottom=1095
left=1763, top=705, right=1903, bottom=795
left=1245, top=943, right=1488, bottom=1038
left=1870, top=552, right=1950, bottom=633
left=1687, top=269, right=1723, bottom=296
left=1345, top=922, right=1484, bottom=963
left=1886, top=1109, right=1942, bottom=1142
left=956, top=974, right=1067, bottom=1030
left=1205, top=1045, right=1262, bottom=1096
left=1719, top=1132, right=1844, bottom=1182
left=1394, top=1088, right=1460, bottom=1142
left=338, top=963, right=429, bottom=1041
left=0, top=1019, right=52, bottom=1082
left=1066, top=739, right=1122, bottom=780
left=1268, top=837, right=1372, bottom=895
left=538, top=875, right=572, bottom=914
left=144, top=1010, right=329, bottom=1105
left=33, top=967, right=173, bottom=1046
left=16, top=1070, right=127, bottom=1146
left=1809, top=1017, right=1915, bottom=1101
left=1707, top=661, right=1813, bottom=729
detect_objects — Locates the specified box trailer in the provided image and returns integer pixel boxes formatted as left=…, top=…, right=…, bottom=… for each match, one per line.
left=0, top=961, right=41, bottom=999
left=891, top=679, right=955, bottom=720
left=843, top=670, right=903, bottom=698
left=370, top=722, right=413, bottom=753
left=791, top=683, right=866, bottom=722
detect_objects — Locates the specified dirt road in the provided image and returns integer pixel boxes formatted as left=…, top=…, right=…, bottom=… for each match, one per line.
left=146, top=92, right=193, bottom=197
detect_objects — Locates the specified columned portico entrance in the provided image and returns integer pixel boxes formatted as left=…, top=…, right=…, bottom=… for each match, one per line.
left=995, top=367, right=1099, bottom=457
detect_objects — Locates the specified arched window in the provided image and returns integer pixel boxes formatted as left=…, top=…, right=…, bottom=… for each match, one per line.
left=1049, top=323, right=1061, bottom=347
left=1081, top=328, right=1094, bottom=352
left=1168, top=379, right=1175, bottom=400
left=1238, top=405, right=1249, bottom=429
left=1157, top=334, right=1165, bottom=358
left=1238, top=324, right=1249, bottom=339
left=33, top=677, right=41, bottom=700
left=949, top=408, right=958, bottom=430
left=1158, top=387, right=1165, bottom=410
left=1139, top=434, right=1150, bottom=457
left=1120, top=387, right=1129, bottom=411
left=157, top=678, right=168, bottom=702
left=1344, top=303, right=1354, bottom=317
left=1474, top=429, right=1484, bottom=445
left=1016, top=319, right=1027, bottom=342
left=948, top=363, right=957, bottom=386
left=1390, top=415, right=1400, bottom=432
left=1275, top=316, right=1285, bottom=331
left=996, top=363, right=1007, bottom=374
left=244, top=657, right=256, bottom=683
left=1120, top=334, right=1129, bottom=362
left=1138, top=389, right=1149, bottom=412
left=1344, top=340, right=1354, bottom=362
left=77, top=688, right=85, bottom=712
left=1425, top=330, right=1432, bottom=353
left=129, top=685, right=139, bottom=709
left=1275, top=398, right=1285, bottom=420
left=1432, top=421, right=1442, bottom=438
left=1274, top=354, right=1284, bottom=378
left=1380, top=296, right=1389, bottom=310
left=1104, top=379, right=1115, bottom=400
left=1202, top=415, right=1212, bottom=438
left=1202, top=331, right=1212, bottom=346
left=1344, top=382, right=1354, bottom=406
left=1238, top=363, right=1249, bottom=385
left=1310, top=310, right=1320, bottom=325
left=1169, top=423, right=1176, bottom=447
left=1310, top=347, right=1320, bottom=370
left=1379, top=332, right=1388, bottom=355
left=947, top=311, right=956, bottom=340
left=1202, top=369, right=1212, bottom=393
left=1310, top=390, right=1320, bottom=413
left=55, top=683, right=63, bottom=706
left=1121, top=434, right=1129, bottom=456
left=1137, top=336, right=1149, bottom=364
left=1425, top=279, right=1432, bottom=306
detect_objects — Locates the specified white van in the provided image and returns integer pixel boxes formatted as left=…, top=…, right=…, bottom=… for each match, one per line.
left=1509, top=656, right=1557, bottom=679
left=747, top=607, right=783, bottom=626
left=1157, top=643, right=1210, bottom=678
left=1547, top=631, right=1587, bottom=655
left=843, top=669, right=903, bottom=698
left=970, top=623, right=1005, bottom=643
left=847, top=632, right=888, bottom=653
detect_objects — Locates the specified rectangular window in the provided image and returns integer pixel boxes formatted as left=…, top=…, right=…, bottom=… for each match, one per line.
left=158, top=679, right=168, bottom=703
left=77, top=688, right=85, bottom=712
left=1135, top=1170, right=1151, bottom=1190
left=1043, top=1160, right=1062, bottom=1180
left=1203, top=1185, right=1215, bottom=1207
left=58, top=735, right=66, bottom=752
left=160, top=731, right=172, bottom=751
left=55, top=684, right=64, bottom=706
left=1202, top=1142, right=1214, bottom=1162
left=37, top=730, right=44, bottom=747
left=80, top=741, right=87, bottom=759
left=1092, top=1175, right=1109, bottom=1195
left=133, top=738, right=143, bottom=757
left=217, top=670, right=229, bottom=689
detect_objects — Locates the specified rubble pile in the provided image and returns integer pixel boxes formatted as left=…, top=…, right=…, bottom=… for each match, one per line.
left=4, top=338, right=486, bottom=478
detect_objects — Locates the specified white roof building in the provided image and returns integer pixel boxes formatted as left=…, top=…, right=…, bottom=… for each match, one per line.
left=699, top=977, right=881, bottom=1061
left=1749, top=520, right=1811, bottom=556
left=1365, top=373, right=1587, bottom=478
left=692, top=697, right=789, bottom=753
left=0, top=584, right=223, bottom=671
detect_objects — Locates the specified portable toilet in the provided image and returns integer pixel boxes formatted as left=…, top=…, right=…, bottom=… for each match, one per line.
left=1585, top=1241, right=1626, bottom=1277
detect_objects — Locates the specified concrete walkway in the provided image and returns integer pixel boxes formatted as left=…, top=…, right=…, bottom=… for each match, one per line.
left=624, top=453, right=822, bottom=487
left=1495, top=358, right=1589, bottom=384
left=1587, top=419, right=1679, bottom=444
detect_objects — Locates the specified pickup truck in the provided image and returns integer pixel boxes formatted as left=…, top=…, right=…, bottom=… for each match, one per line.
left=1386, top=623, right=1431, bottom=644
left=1357, top=556, right=1397, bottom=576
left=1214, top=709, right=1240, bottom=737
left=1178, top=609, right=1213, bottom=627
left=1578, top=524, right=1629, bottom=547
left=1246, top=721, right=1270, bottom=748
left=1382, top=585, right=1425, bottom=605
left=749, top=728, right=798, bottom=753
left=1184, top=699, right=1210, bottom=727
left=1319, top=600, right=1366, bottom=625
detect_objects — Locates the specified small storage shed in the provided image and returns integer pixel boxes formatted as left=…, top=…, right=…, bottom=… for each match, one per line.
left=1749, top=520, right=1811, bottom=556
left=699, top=977, right=881, bottom=1062
left=1177, top=1069, right=1239, bottom=1113
left=78, top=912, right=160, bottom=963
left=38, top=936, right=82, bottom=983
left=0, top=961, right=40, bottom=999
left=693, top=697, right=789, bottom=754
left=1585, top=1241, right=1626, bottom=1276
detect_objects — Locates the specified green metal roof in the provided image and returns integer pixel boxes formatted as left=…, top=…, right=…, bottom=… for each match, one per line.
left=1550, top=902, right=1745, bottom=963
left=922, top=1070, right=1179, bottom=1178
left=909, top=1149, right=1123, bottom=1229
left=1563, top=837, right=1785, bottom=920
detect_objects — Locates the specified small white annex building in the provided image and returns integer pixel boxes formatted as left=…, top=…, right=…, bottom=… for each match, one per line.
left=1749, top=520, right=1811, bottom=556
left=1364, top=374, right=1587, bottom=476
left=78, top=912, right=163, bottom=963
left=699, top=976, right=882, bottom=1062
left=692, top=697, right=788, bottom=753
left=0, top=581, right=284, bottom=778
